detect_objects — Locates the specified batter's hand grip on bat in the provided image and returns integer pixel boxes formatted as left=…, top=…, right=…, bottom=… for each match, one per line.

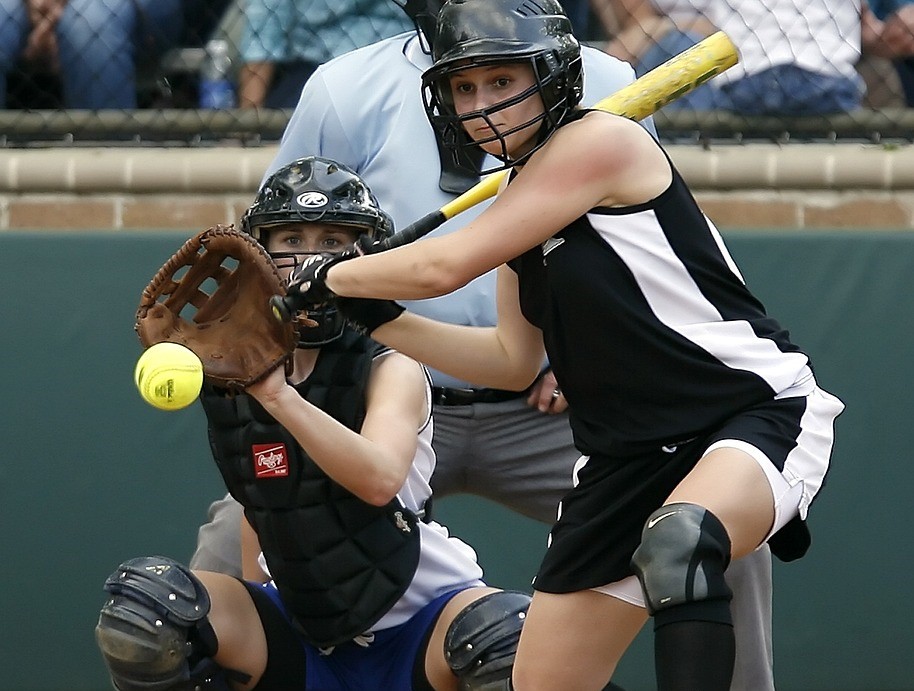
left=271, top=294, right=295, bottom=324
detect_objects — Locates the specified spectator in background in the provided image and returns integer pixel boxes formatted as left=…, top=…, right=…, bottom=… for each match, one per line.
left=863, top=0, right=914, bottom=105
left=238, top=0, right=413, bottom=109
left=0, top=0, right=186, bottom=109
left=0, top=0, right=27, bottom=107
left=592, top=0, right=865, bottom=115
left=180, top=0, right=232, bottom=49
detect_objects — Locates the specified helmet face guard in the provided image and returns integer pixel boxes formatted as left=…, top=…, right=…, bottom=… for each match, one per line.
left=421, top=0, right=583, bottom=174
left=242, top=156, right=393, bottom=347
left=269, top=251, right=348, bottom=348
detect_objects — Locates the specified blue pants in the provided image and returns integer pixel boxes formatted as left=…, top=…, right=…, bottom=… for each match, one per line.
left=722, top=64, right=863, bottom=116
left=257, top=582, right=468, bottom=690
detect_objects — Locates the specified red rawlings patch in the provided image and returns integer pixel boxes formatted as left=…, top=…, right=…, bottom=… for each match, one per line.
left=252, top=443, right=289, bottom=478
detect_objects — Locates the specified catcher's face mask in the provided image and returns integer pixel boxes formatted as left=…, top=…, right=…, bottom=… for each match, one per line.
left=264, top=224, right=361, bottom=349
left=242, top=156, right=395, bottom=348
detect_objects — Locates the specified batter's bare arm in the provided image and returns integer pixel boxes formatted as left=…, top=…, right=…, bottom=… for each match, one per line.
left=370, top=267, right=545, bottom=392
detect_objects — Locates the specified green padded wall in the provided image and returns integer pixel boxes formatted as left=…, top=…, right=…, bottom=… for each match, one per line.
left=1, top=230, right=911, bottom=690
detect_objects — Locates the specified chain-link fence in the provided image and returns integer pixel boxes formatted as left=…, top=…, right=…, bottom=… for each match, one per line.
left=1, top=0, right=913, bottom=146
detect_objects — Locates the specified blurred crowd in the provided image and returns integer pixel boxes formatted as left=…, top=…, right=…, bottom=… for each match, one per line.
left=1, top=0, right=913, bottom=114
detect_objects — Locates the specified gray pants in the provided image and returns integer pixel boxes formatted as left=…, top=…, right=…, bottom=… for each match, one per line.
left=189, top=397, right=773, bottom=690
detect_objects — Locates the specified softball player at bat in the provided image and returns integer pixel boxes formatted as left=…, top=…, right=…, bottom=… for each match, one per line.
left=285, top=1, right=845, bottom=689
left=194, top=3, right=777, bottom=688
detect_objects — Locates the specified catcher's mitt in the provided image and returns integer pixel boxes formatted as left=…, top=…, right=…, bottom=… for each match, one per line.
left=136, top=224, right=297, bottom=390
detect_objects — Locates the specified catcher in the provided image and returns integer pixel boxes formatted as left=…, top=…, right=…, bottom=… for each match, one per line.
left=94, top=156, right=530, bottom=691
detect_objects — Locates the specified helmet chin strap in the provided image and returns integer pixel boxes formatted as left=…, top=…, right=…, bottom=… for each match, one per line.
left=437, top=129, right=484, bottom=194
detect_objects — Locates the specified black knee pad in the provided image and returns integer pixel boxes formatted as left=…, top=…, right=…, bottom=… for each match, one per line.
left=444, top=590, right=530, bottom=691
left=631, top=503, right=733, bottom=622
left=95, top=556, right=240, bottom=691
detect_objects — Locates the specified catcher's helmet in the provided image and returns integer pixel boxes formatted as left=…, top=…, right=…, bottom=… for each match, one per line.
left=391, top=0, right=446, bottom=53
left=242, top=157, right=393, bottom=242
left=421, top=0, right=583, bottom=173
left=242, top=157, right=393, bottom=347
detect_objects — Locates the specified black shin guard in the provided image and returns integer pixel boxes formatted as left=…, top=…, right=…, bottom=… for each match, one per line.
left=632, top=503, right=735, bottom=691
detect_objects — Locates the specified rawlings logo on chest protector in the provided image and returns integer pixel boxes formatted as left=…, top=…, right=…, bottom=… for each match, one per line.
left=252, top=443, right=289, bottom=478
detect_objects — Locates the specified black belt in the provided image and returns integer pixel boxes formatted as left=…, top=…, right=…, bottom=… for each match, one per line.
left=431, top=386, right=526, bottom=406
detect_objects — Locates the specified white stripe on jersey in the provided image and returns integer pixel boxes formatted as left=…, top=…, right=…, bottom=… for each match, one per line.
left=781, top=386, right=844, bottom=516
left=588, top=208, right=813, bottom=396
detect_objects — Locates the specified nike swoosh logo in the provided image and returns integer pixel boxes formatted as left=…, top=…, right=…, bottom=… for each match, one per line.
left=647, top=510, right=679, bottom=530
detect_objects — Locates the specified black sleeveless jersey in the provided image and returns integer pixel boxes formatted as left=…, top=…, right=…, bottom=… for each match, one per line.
left=507, top=120, right=812, bottom=456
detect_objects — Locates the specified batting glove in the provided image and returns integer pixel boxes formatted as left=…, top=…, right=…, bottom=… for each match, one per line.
left=338, top=297, right=405, bottom=336
left=286, top=251, right=354, bottom=307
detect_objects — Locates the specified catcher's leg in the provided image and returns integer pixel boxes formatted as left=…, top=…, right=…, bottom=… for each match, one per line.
left=95, top=556, right=249, bottom=691
left=441, top=589, right=530, bottom=690
left=433, top=588, right=628, bottom=691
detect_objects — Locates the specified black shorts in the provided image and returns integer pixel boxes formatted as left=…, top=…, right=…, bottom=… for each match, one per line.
left=533, top=389, right=841, bottom=594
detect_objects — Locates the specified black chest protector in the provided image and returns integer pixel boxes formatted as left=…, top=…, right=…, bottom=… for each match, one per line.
left=200, top=330, right=421, bottom=648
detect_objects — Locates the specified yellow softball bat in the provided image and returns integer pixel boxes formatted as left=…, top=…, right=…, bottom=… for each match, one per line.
left=592, top=30, right=738, bottom=121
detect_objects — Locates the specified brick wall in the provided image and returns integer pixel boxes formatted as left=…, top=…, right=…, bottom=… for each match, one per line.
left=3, top=143, right=914, bottom=231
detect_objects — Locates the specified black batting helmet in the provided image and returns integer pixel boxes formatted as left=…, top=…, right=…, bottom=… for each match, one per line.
left=421, top=0, right=583, bottom=172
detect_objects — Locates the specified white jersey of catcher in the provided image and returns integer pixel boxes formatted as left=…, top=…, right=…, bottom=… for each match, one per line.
left=375, top=362, right=485, bottom=630
left=508, top=141, right=814, bottom=457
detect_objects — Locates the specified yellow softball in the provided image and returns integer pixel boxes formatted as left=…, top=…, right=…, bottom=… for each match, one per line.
left=134, top=342, right=204, bottom=411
